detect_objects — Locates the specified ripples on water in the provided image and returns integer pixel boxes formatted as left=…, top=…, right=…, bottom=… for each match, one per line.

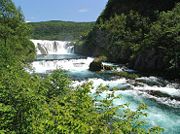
left=31, top=40, right=180, bottom=134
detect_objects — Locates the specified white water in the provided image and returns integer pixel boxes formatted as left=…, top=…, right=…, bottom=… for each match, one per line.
left=31, top=40, right=180, bottom=134
left=31, top=40, right=74, bottom=55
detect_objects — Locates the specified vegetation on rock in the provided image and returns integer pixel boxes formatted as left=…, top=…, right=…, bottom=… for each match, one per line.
left=79, top=0, right=180, bottom=79
left=113, top=71, right=140, bottom=79
left=89, top=60, right=103, bottom=71
left=89, top=56, right=112, bottom=72
left=0, top=0, right=164, bottom=133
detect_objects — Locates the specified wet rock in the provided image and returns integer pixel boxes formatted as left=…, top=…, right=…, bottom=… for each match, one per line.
left=103, top=65, right=113, bottom=71
left=89, top=61, right=103, bottom=71
left=89, top=56, right=108, bottom=72
left=134, top=48, right=166, bottom=71
left=37, top=43, right=48, bottom=55
left=109, top=84, right=132, bottom=91
left=145, top=90, right=180, bottom=101
left=136, top=76, right=168, bottom=87
left=53, top=41, right=58, bottom=52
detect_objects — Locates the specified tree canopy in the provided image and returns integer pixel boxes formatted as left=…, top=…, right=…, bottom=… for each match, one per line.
left=0, top=0, right=164, bottom=133
left=78, top=0, right=180, bottom=79
left=29, top=21, right=94, bottom=41
left=0, top=0, right=35, bottom=62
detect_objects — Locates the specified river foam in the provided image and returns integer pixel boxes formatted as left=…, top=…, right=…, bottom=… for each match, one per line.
left=31, top=40, right=180, bottom=134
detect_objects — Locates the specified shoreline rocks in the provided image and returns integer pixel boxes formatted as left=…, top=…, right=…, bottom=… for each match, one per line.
left=89, top=60, right=103, bottom=71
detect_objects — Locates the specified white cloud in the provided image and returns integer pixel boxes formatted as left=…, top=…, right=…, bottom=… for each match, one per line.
left=25, top=16, right=35, bottom=22
left=25, top=20, right=31, bottom=23
left=78, top=8, right=88, bottom=13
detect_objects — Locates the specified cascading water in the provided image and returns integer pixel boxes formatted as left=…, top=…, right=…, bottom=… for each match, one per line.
left=31, top=40, right=74, bottom=55
left=67, top=46, right=74, bottom=53
left=31, top=40, right=180, bottom=134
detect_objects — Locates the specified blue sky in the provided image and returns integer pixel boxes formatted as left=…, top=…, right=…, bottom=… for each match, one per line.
left=13, top=0, right=108, bottom=22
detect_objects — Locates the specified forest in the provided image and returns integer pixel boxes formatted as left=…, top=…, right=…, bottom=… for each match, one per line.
left=76, top=0, right=180, bottom=79
left=1, top=0, right=179, bottom=133
left=29, top=21, right=94, bottom=41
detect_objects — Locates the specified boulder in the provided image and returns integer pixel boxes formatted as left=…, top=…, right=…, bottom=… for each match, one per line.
left=37, top=43, right=48, bottom=55
left=136, top=76, right=167, bottom=87
left=89, top=61, right=103, bottom=71
left=103, top=65, right=113, bottom=71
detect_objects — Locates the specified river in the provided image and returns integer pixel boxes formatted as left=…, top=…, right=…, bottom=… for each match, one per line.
left=31, top=40, right=180, bottom=134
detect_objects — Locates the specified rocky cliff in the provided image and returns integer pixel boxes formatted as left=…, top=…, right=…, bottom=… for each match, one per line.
left=76, top=0, right=180, bottom=78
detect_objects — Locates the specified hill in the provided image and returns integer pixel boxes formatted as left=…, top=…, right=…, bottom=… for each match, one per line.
left=76, top=0, right=180, bottom=79
left=97, top=0, right=178, bottom=22
left=29, top=20, right=94, bottom=41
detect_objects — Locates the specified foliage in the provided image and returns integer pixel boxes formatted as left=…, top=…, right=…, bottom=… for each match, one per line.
left=0, top=64, right=164, bottom=133
left=0, top=0, right=35, bottom=62
left=147, top=4, right=180, bottom=73
left=0, top=0, right=164, bottom=133
left=97, top=0, right=178, bottom=22
left=29, top=21, right=94, bottom=41
left=81, top=0, right=180, bottom=78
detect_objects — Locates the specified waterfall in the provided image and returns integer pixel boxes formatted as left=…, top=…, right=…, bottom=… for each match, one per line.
left=31, top=40, right=74, bottom=55
left=67, top=46, right=74, bottom=53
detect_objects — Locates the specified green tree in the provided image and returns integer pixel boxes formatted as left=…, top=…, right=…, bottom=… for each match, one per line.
left=0, top=0, right=35, bottom=62
left=81, top=0, right=180, bottom=78
left=0, top=0, right=164, bottom=133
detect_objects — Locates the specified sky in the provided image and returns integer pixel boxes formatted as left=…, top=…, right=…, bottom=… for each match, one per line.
left=13, top=0, right=108, bottom=22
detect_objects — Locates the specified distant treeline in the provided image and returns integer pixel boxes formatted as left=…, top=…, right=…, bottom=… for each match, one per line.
left=29, top=21, right=95, bottom=41
left=0, top=0, right=164, bottom=133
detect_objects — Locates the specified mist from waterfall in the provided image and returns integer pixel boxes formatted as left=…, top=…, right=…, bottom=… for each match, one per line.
left=31, top=40, right=74, bottom=55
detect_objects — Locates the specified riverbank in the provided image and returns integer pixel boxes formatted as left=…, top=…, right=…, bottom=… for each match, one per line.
left=76, top=0, right=180, bottom=81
